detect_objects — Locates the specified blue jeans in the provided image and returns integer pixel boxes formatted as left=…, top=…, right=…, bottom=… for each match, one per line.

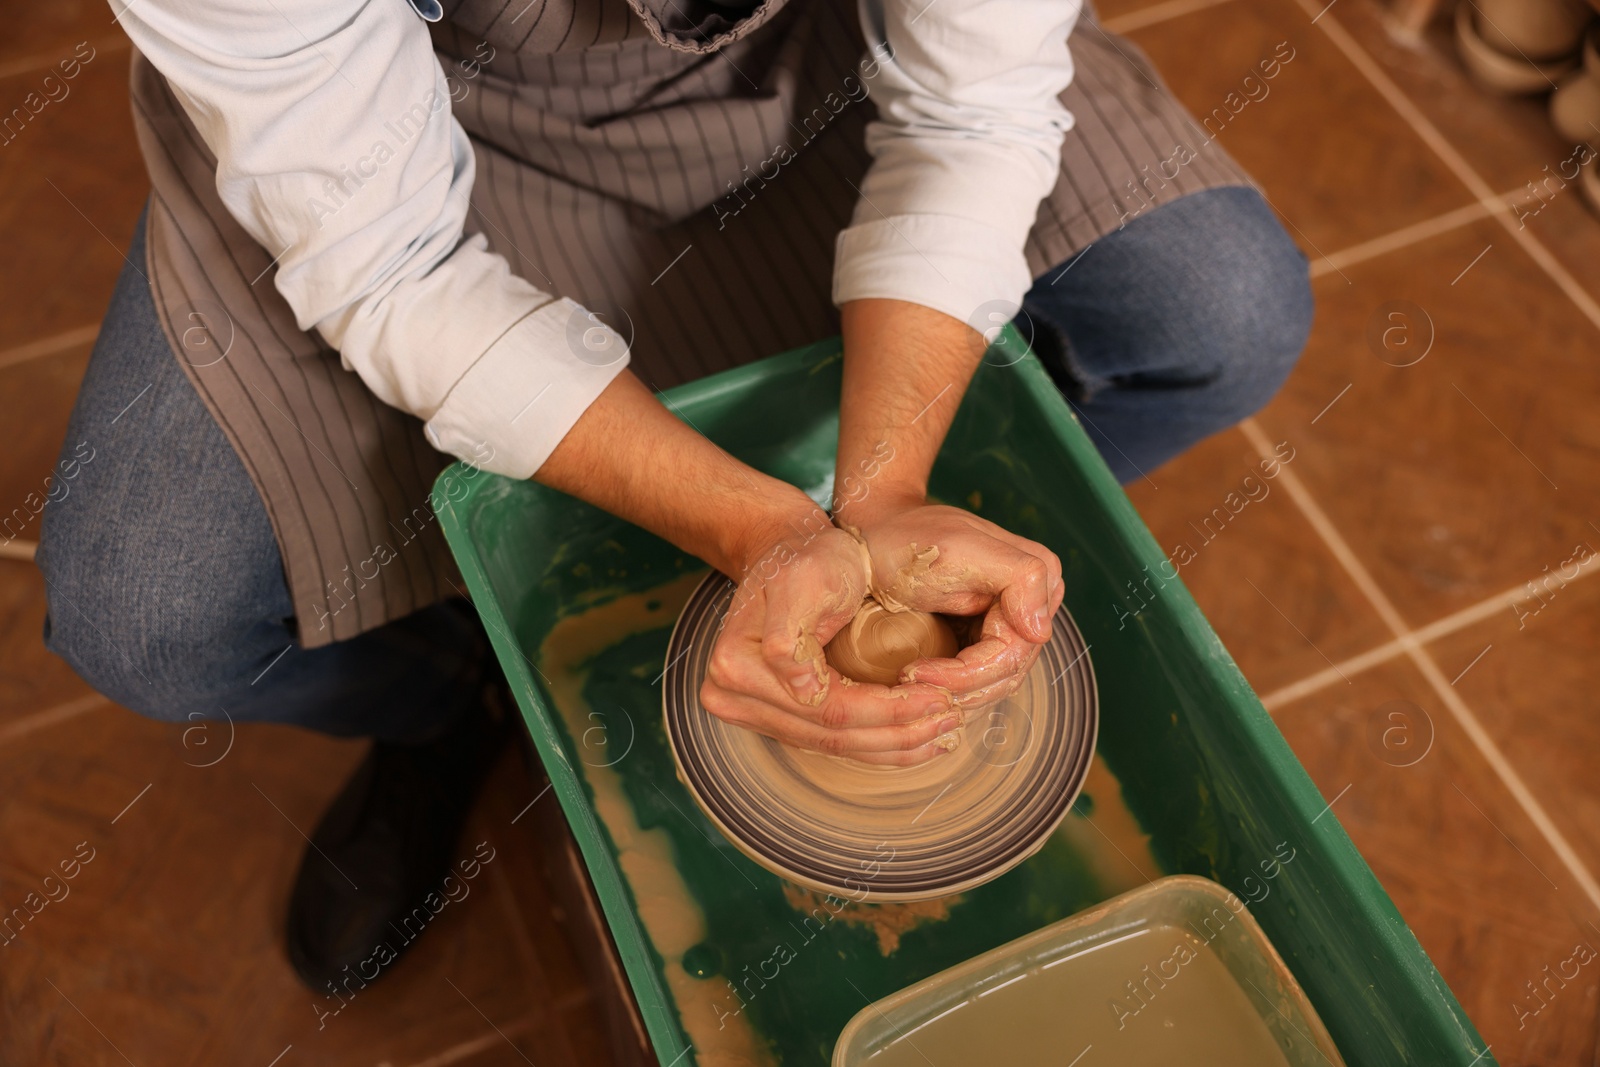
left=1021, top=185, right=1311, bottom=482
left=36, top=208, right=482, bottom=743
left=38, top=187, right=1310, bottom=736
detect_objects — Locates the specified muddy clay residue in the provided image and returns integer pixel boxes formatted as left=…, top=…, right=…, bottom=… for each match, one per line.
left=781, top=883, right=962, bottom=955
left=539, top=572, right=771, bottom=1067
left=534, top=570, right=1162, bottom=1066
left=1056, top=755, right=1163, bottom=895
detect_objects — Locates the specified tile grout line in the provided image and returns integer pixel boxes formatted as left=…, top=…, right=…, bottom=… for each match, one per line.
left=0, top=325, right=99, bottom=373
left=0, top=692, right=109, bottom=746
left=1307, top=195, right=1514, bottom=279
left=1240, top=418, right=1600, bottom=916
left=1235, top=423, right=1401, bottom=630
left=1102, top=0, right=1239, bottom=34
left=400, top=1016, right=540, bottom=1067
left=1290, top=0, right=1600, bottom=336
left=1263, top=632, right=1424, bottom=710
left=1261, top=555, right=1600, bottom=710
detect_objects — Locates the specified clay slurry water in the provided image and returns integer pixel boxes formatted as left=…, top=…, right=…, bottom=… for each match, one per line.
left=867, top=924, right=1292, bottom=1067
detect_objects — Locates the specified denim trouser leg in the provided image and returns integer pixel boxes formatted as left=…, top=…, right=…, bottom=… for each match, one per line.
left=1022, top=186, right=1314, bottom=484
left=36, top=206, right=478, bottom=743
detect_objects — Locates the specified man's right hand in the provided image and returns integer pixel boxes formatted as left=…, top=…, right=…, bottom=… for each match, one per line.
left=698, top=516, right=962, bottom=766
left=534, top=374, right=957, bottom=765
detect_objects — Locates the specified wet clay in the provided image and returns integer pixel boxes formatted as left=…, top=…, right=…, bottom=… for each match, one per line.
left=539, top=573, right=770, bottom=1067
left=781, top=883, right=959, bottom=955
left=867, top=925, right=1292, bottom=1067
left=824, top=598, right=959, bottom=687
left=1055, top=756, right=1163, bottom=895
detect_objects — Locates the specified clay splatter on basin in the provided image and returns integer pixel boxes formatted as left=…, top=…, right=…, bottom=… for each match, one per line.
left=536, top=572, right=1160, bottom=1066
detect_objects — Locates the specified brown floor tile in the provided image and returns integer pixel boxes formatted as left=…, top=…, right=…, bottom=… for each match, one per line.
left=1128, top=0, right=1477, bottom=255
left=1431, top=565, right=1600, bottom=901
left=0, top=565, right=99, bottom=726
left=0, top=708, right=610, bottom=1067
left=1126, top=428, right=1392, bottom=696
left=1272, top=658, right=1600, bottom=1065
left=0, top=4, right=127, bottom=72
left=1252, top=214, right=1599, bottom=627
left=0, top=344, right=92, bottom=547
left=0, top=53, right=146, bottom=353
left=556, top=999, right=618, bottom=1066
left=479, top=752, right=616, bottom=1066
left=453, top=1028, right=579, bottom=1067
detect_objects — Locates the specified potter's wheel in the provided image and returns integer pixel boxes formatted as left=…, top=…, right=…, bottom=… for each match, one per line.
left=663, top=573, right=1098, bottom=902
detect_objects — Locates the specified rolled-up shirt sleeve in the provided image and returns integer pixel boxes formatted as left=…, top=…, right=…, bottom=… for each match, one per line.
left=116, top=0, right=627, bottom=479
left=834, top=0, right=1082, bottom=325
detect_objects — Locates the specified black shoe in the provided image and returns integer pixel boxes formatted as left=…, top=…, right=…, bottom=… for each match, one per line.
left=285, top=665, right=511, bottom=994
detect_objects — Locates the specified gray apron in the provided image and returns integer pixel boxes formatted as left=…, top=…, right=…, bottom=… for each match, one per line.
left=127, top=0, right=1251, bottom=646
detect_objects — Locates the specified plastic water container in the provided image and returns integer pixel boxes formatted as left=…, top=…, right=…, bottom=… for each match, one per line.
left=833, top=875, right=1346, bottom=1067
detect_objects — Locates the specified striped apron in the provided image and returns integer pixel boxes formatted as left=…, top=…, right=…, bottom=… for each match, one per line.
left=127, top=0, right=1251, bottom=647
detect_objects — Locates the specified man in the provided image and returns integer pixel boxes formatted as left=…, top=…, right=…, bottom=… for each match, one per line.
left=41, top=0, right=1310, bottom=992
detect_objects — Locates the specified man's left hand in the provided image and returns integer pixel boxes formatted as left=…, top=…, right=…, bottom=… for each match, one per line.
left=840, top=495, right=1063, bottom=710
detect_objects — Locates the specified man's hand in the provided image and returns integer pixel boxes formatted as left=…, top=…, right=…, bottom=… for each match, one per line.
left=698, top=515, right=963, bottom=766
left=834, top=298, right=1065, bottom=712
left=537, top=380, right=960, bottom=764
left=841, top=496, right=1062, bottom=710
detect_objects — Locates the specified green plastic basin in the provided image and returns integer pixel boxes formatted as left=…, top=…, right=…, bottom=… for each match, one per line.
left=432, top=332, right=1490, bottom=1067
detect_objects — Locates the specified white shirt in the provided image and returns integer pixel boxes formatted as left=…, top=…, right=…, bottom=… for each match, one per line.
left=113, top=0, right=1080, bottom=479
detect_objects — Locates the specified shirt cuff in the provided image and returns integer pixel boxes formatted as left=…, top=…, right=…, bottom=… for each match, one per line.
left=425, top=297, right=630, bottom=479
left=832, top=213, right=1036, bottom=329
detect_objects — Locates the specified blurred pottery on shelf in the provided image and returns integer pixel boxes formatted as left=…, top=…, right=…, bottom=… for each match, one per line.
left=1474, top=0, right=1592, bottom=60
left=1584, top=22, right=1600, bottom=78
left=1456, top=1, right=1579, bottom=94
left=1550, top=69, right=1600, bottom=143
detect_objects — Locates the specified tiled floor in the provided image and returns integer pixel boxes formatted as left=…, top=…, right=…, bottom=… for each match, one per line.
left=1118, top=0, right=1600, bottom=1062
left=3, top=0, right=1599, bottom=1064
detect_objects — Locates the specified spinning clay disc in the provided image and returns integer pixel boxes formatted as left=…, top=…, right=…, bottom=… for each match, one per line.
left=824, top=600, right=959, bottom=687
left=664, top=573, right=1098, bottom=902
